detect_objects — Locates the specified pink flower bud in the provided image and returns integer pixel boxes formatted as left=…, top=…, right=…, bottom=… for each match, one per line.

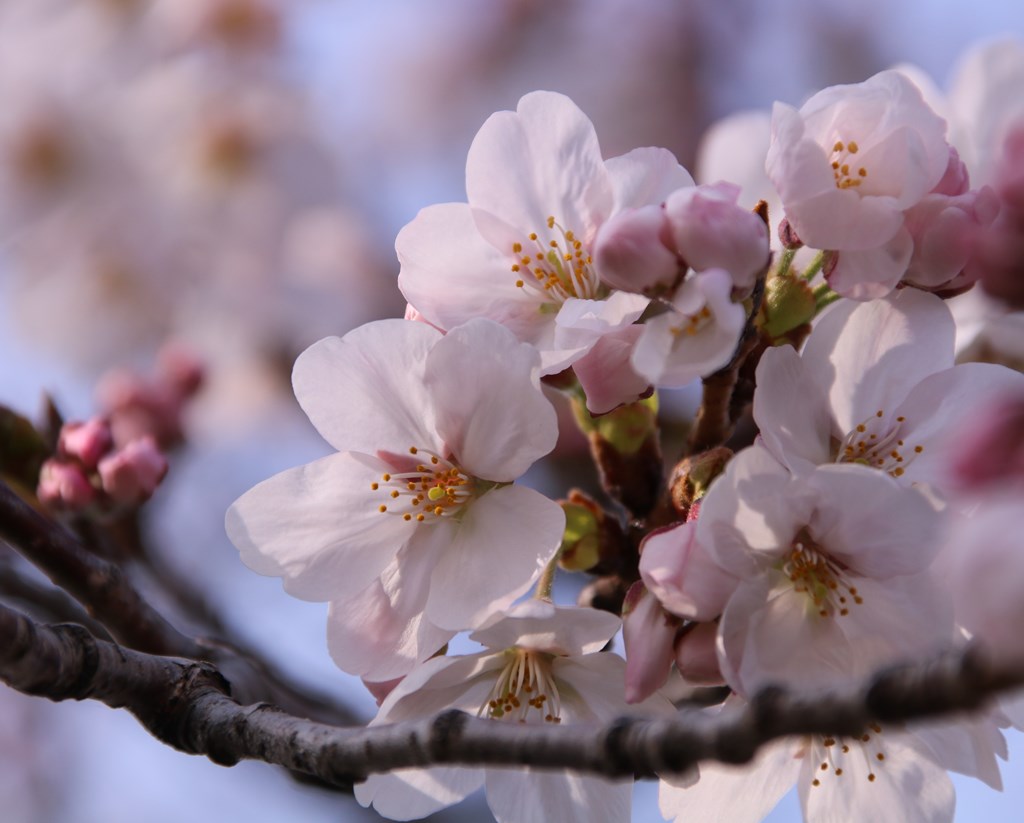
left=592, top=204, right=679, bottom=296
left=622, top=582, right=680, bottom=703
left=973, top=126, right=1024, bottom=308
left=37, top=460, right=95, bottom=510
left=931, top=147, right=970, bottom=197
left=158, top=343, right=205, bottom=399
left=674, top=621, right=723, bottom=685
left=58, top=418, right=113, bottom=470
left=665, top=182, right=769, bottom=293
left=97, top=436, right=168, bottom=506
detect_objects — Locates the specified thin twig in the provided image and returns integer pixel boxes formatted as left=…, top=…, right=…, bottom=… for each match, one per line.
left=1, top=601, right=1020, bottom=786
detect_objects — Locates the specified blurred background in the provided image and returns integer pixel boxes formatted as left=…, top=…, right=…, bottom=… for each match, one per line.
left=2, top=0, right=1024, bottom=820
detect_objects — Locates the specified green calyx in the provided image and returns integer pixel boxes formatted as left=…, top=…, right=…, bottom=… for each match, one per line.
left=759, top=274, right=817, bottom=340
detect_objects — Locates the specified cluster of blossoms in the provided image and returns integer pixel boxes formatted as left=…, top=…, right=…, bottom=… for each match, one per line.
left=0, top=0, right=389, bottom=379
left=229, top=41, right=1024, bottom=823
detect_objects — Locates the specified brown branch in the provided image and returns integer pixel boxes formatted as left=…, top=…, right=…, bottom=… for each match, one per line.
left=2, top=600, right=1020, bottom=787
left=0, top=480, right=359, bottom=725
left=687, top=275, right=766, bottom=456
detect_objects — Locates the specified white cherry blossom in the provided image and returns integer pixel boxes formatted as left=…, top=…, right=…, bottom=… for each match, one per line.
left=397, top=90, right=694, bottom=380
left=355, top=600, right=674, bottom=823
left=226, top=318, right=564, bottom=680
left=753, top=288, right=1024, bottom=499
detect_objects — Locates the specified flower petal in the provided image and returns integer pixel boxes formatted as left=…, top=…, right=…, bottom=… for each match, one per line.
left=466, top=91, right=613, bottom=243
left=470, top=600, right=620, bottom=657
left=425, top=485, right=564, bottom=630
left=425, top=318, right=557, bottom=481
left=292, top=320, right=441, bottom=455
left=802, top=289, right=954, bottom=435
left=485, top=769, right=631, bottom=823
left=225, top=452, right=409, bottom=602
left=605, top=146, right=695, bottom=209
left=573, top=325, right=650, bottom=415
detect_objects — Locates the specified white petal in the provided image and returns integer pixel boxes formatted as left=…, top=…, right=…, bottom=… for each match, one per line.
left=356, top=767, right=485, bottom=821
left=425, top=318, right=556, bottom=481
left=292, top=320, right=441, bottom=455
left=659, top=738, right=802, bottom=823
left=802, top=289, right=954, bottom=435
left=605, top=146, right=695, bottom=210
left=912, top=716, right=1007, bottom=790
left=753, top=344, right=835, bottom=473
left=397, top=203, right=551, bottom=342
left=825, top=227, right=913, bottom=300
left=425, top=485, right=564, bottom=630
left=470, top=600, right=620, bottom=657
left=327, top=525, right=457, bottom=679
left=807, top=464, right=940, bottom=578
left=554, top=653, right=676, bottom=722
left=466, top=91, right=613, bottom=243
left=225, top=452, right=409, bottom=602
left=799, top=732, right=954, bottom=823
left=485, top=769, right=631, bottom=823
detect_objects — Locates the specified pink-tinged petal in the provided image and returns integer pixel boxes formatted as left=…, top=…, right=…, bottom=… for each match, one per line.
left=802, top=289, right=954, bottom=435
left=356, top=767, right=485, bottom=822
left=674, top=621, right=725, bottom=685
left=425, top=485, right=564, bottom=630
left=912, top=716, right=1007, bottom=790
left=470, top=600, right=620, bottom=657
left=225, top=452, right=410, bottom=602
left=554, top=652, right=675, bottom=722
left=799, top=733, right=954, bottom=823
left=631, top=269, right=746, bottom=388
left=890, top=363, right=1024, bottom=494
left=573, top=325, right=649, bottom=415
left=605, top=146, right=695, bottom=209
left=291, top=320, right=441, bottom=455
left=592, top=204, right=680, bottom=296
left=806, top=464, right=941, bottom=578
left=485, top=769, right=631, bottom=823
left=466, top=91, right=613, bottom=242
left=660, top=737, right=802, bottom=823
left=555, top=291, right=650, bottom=337
left=622, top=583, right=679, bottom=703
left=425, top=318, right=556, bottom=481
left=753, top=345, right=835, bottom=473
left=327, top=525, right=457, bottom=679
left=825, top=226, right=913, bottom=300
left=696, top=444, right=813, bottom=574
left=720, top=572, right=951, bottom=696
left=639, top=521, right=737, bottom=620
left=397, top=203, right=549, bottom=342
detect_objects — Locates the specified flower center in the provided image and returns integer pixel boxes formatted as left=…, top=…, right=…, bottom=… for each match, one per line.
left=511, top=216, right=600, bottom=303
left=481, top=649, right=562, bottom=724
left=829, top=139, right=869, bottom=190
left=668, top=305, right=713, bottom=338
left=836, top=409, right=924, bottom=479
left=371, top=446, right=476, bottom=523
left=782, top=530, right=863, bottom=619
left=809, top=723, right=887, bottom=787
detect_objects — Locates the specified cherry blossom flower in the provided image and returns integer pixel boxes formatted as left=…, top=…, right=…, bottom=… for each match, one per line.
left=225, top=318, right=565, bottom=680
left=397, top=90, right=694, bottom=381
left=753, top=288, right=1024, bottom=498
left=355, top=600, right=674, bottom=823
left=630, top=268, right=747, bottom=388
left=660, top=697, right=962, bottom=823
left=766, top=70, right=952, bottom=298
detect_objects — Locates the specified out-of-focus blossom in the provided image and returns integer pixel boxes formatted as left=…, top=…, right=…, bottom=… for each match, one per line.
left=97, top=435, right=169, bottom=506
left=37, top=460, right=96, bottom=510
left=226, top=319, right=564, bottom=680
left=355, top=600, right=673, bottom=823
left=948, top=389, right=1024, bottom=491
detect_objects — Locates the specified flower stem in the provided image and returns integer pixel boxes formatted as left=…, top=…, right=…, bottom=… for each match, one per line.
left=801, top=251, right=828, bottom=281
left=774, top=247, right=797, bottom=279
left=534, top=551, right=561, bottom=601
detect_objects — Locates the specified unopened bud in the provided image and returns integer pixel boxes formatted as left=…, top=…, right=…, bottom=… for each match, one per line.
left=759, top=274, right=817, bottom=340
left=38, top=459, right=95, bottom=510
left=558, top=502, right=601, bottom=572
left=669, top=447, right=731, bottom=517
left=58, top=418, right=113, bottom=470
left=593, top=205, right=680, bottom=296
left=97, top=436, right=168, bottom=506
left=674, top=621, right=724, bottom=685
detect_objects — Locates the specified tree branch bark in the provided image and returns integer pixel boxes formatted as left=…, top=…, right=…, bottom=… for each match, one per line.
left=2, top=600, right=1020, bottom=788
